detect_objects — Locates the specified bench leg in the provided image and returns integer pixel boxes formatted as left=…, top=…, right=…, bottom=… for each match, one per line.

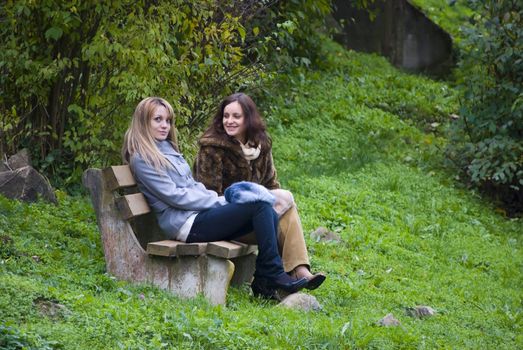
left=203, top=256, right=235, bottom=305
left=146, top=255, right=234, bottom=305
left=230, top=253, right=257, bottom=287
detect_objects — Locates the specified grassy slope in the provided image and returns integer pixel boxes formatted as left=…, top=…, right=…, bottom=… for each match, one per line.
left=408, top=0, right=474, bottom=43
left=1, top=43, right=522, bottom=349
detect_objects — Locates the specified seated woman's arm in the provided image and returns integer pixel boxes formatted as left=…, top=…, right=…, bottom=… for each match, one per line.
left=260, top=151, right=280, bottom=190
left=132, top=154, right=224, bottom=211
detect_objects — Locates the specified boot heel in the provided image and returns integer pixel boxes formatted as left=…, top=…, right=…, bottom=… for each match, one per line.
left=251, top=277, right=278, bottom=300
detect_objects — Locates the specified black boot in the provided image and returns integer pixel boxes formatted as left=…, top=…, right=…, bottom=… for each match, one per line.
left=251, top=277, right=278, bottom=300
left=268, top=273, right=308, bottom=293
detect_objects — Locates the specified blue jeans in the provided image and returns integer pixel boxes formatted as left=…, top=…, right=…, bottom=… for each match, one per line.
left=187, top=202, right=284, bottom=279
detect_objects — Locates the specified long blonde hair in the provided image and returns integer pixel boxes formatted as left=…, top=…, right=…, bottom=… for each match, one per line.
left=122, top=97, right=178, bottom=170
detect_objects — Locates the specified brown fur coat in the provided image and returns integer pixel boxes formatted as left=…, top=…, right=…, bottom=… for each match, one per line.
left=194, top=135, right=280, bottom=195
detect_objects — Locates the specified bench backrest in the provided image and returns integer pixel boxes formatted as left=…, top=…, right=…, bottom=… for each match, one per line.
left=103, top=165, right=165, bottom=249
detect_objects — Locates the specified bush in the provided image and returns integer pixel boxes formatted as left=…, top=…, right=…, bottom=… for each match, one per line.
left=447, top=0, right=523, bottom=213
left=0, top=0, right=333, bottom=190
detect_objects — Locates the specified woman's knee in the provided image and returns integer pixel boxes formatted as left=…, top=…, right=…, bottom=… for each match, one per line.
left=249, top=201, right=273, bottom=212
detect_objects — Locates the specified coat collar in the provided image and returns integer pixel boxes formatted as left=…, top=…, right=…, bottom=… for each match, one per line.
left=198, top=135, right=240, bottom=151
left=156, top=140, right=181, bottom=156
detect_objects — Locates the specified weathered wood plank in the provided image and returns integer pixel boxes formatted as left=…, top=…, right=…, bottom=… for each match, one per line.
left=147, top=240, right=182, bottom=256
left=103, top=165, right=136, bottom=191
left=147, top=240, right=208, bottom=257
left=207, top=240, right=256, bottom=259
left=116, top=193, right=150, bottom=220
left=176, top=242, right=207, bottom=256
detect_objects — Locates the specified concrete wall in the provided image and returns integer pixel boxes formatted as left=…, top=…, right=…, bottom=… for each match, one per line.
left=331, top=0, right=454, bottom=74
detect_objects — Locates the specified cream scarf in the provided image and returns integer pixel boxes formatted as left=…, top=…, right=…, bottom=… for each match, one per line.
left=239, top=140, right=295, bottom=217
left=239, top=141, right=261, bottom=161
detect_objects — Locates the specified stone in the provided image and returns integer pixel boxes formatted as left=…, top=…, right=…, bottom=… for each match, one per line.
left=0, top=166, right=57, bottom=204
left=8, top=149, right=31, bottom=170
left=310, top=226, right=342, bottom=243
left=0, top=148, right=31, bottom=172
left=34, top=297, right=69, bottom=320
left=0, top=161, right=7, bottom=173
left=278, top=292, right=322, bottom=312
left=405, top=305, right=436, bottom=318
left=378, top=313, right=401, bottom=327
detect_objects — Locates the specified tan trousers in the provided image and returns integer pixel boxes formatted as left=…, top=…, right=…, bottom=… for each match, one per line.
left=238, top=205, right=310, bottom=273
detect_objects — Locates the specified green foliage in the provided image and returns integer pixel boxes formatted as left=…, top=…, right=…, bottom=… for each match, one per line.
left=446, top=0, right=523, bottom=211
left=0, top=0, right=333, bottom=190
left=409, top=0, right=475, bottom=43
left=0, top=323, right=59, bottom=350
left=243, top=0, right=332, bottom=70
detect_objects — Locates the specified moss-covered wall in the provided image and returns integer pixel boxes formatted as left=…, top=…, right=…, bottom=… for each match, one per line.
left=331, top=0, right=453, bottom=74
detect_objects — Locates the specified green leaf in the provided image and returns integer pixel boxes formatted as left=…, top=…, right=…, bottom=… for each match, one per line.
left=45, top=27, right=63, bottom=41
left=238, top=26, right=246, bottom=42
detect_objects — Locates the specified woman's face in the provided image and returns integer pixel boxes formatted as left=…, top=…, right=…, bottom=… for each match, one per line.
left=223, top=101, right=246, bottom=143
left=150, top=105, right=171, bottom=141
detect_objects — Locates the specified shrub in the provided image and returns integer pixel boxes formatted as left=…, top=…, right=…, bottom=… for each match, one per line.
left=0, top=0, right=333, bottom=190
left=447, top=0, right=523, bottom=213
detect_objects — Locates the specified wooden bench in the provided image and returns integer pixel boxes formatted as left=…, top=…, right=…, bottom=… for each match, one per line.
left=82, top=165, right=257, bottom=305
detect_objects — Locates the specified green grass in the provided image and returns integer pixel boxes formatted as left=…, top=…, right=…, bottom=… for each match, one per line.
left=409, top=0, right=475, bottom=44
left=1, top=42, right=522, bottom=349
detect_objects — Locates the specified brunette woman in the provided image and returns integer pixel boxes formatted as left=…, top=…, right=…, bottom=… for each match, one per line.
left=194, top=93, right=325, bottom=291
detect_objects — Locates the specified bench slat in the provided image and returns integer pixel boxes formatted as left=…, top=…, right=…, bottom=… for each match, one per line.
left=147, top=240, right=207, bottom=257
left=176, top=242, right=208, bottom=256
left=103, top=165, right=136, bottom=191
left=116, top=193, right=150, bottom=220
left=207, top=241, right=257, bottom=259
left=147, top=240, right=182, bottom=256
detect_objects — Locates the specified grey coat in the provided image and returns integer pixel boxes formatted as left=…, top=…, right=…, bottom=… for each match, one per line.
left=131, top=140, right=226, bottom=239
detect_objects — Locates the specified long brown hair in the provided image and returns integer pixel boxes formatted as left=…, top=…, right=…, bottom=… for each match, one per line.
left=203, top=93, right=270, bottom=149
left=122, top=97, right=178, bottom=170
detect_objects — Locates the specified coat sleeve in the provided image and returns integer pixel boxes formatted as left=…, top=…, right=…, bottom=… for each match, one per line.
left=194, top=146, right=225, bottom=195
left=260, top=150, right=280, bottom=190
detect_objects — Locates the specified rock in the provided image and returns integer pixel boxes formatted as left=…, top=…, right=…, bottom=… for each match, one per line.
left=378, top=313, right=401, bottom=327
left=0, top=149, right=31, bottom=172
left=278, top=292, right=322, bottom=312
left=310, top=227, right=342, bottom=243
left=8, top=149, right=31, bottom=170
left=405, top=305, right=436, bottom=318
left=34, top=297, right=69, bottom=320
left=0, top=166, right=57, bottom=204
